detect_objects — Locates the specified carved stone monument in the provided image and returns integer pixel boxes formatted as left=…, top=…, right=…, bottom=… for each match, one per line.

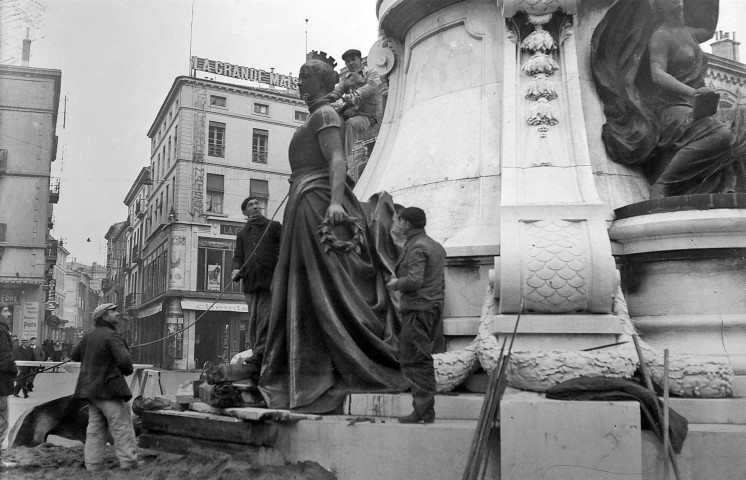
left=359, top=0, right=744, bottom=397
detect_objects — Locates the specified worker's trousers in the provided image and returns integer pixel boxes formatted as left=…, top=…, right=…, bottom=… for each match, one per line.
left=85, top=398, right=138, bottom=471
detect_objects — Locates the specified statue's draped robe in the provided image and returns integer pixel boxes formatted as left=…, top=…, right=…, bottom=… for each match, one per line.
left=259, top=101, right=407, bottom=413
left=591, top=0, right=746, bottom=195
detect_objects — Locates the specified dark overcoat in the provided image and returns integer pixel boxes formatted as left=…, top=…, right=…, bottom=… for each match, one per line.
left=0, top=321, right=18, bottom=396
left=232, top=217, right=282, bottom=293
left=71, top=319, right=134, bottom=401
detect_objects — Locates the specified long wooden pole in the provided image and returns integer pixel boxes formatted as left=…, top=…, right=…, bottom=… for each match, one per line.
left=631, top=335, right=680, bottom=480
left=663, top=349, right=670, bottom=480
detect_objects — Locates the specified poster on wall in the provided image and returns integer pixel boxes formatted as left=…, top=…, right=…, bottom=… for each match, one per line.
left=207, top=264, right=222, bottom=291
left=22, top=302, right=39, bottom=340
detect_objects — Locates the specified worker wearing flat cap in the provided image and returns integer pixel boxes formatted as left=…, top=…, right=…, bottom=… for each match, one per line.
left=325, top=48, right=381, bottom=162
left=387, top=207, right=446, bottom=424
left=72, top=303, right=140, bottom=471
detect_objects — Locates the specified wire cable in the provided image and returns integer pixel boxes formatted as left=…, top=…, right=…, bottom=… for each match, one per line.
left=129, top=191, right=289, bottom=350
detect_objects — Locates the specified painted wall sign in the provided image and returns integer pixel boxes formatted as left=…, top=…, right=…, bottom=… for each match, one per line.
left=219, top=223, right=243, bottom=236
left=180, top=299, right=248, bottom=312
left=0, top=294, right=20, bottom=303
left=22, top=302, right=38, bottom=340
left=191, top=56, right=299, bottom=90
left=197, top=237, right=235, bottom=250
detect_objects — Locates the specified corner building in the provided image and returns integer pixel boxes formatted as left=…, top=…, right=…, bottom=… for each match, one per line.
left=127, top=69, right=305, bottom=369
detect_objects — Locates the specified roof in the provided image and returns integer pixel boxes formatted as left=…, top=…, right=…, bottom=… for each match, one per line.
left=146, top=75, right=305, bottom=138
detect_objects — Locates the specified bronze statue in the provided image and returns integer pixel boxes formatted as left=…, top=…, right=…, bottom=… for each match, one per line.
left=258, top=55, right=407, bottom=413
left=592, top=0, right=746, bottom=199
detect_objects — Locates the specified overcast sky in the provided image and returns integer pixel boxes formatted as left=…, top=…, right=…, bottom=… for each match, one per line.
left=3, top=0, right=745, bottom=265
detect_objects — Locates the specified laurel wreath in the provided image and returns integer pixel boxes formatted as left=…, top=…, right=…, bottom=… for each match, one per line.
left=318, top=216, right=365, bottom=255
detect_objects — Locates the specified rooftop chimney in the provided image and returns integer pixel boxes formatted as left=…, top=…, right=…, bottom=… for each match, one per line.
left=711, top=30, right=740, bottom=62
left=21, top=28, right=31, bottom=66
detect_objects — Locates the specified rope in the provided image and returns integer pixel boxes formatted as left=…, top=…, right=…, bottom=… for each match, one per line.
left=129, top=192, right=289, bottom=350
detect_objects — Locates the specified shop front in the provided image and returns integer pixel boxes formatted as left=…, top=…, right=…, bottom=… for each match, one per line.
left=181, top=298, right=247, bottom=370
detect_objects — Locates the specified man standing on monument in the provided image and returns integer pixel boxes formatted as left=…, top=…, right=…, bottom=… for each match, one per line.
left=72, top=303, right=139, bottom=471
left=325, top=48, right=380, bottom=161
left=387, top=207, right=447, bottom=424
left=231, top=196, right=281, bottom=376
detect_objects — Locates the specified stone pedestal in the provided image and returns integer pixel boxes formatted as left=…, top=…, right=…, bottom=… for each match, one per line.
left=610, top=194, right=746, bottom=394
left=501, top=392, right=642, bottom=480
left=362, top=0, right=624, bottom=350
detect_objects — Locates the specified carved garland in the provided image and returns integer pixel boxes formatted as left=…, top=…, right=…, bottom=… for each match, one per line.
left=522, top=16, right=559, bottom=138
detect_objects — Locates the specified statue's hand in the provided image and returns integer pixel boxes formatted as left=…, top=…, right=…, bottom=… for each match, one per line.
left=694, top=86, right=716, bottom=97
left=325, top=203, right=348, bottom=226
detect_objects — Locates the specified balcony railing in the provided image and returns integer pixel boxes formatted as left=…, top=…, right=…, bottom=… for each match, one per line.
left=208, top=144, right=225, bottom=157
left=49, top=177, right=60, bottom=203
left=252, top=148, right=268, bottom=164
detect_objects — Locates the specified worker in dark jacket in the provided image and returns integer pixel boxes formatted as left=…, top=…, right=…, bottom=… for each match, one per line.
left=12, top=339, right=34, bottom=398
left=231, top=196, right=281, bottom=373
left=387, top=207, right=446, bottom=424
left=0, top=303, right=18, bottom=466
left=72, top=303, right=139, bottom=471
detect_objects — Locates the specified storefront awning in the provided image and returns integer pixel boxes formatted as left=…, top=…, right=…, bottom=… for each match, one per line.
left=181, top=299, right=247, bottom=313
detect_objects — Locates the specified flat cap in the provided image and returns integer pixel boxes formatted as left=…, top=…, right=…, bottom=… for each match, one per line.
left=399, top=207, right=427, bottom=229
left=342, top=49, right=362, bottom=61
left=92, top=303, right=118, bottom=321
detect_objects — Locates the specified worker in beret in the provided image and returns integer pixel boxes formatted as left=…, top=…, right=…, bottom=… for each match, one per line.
left=387, top=207, right=447, bottom=424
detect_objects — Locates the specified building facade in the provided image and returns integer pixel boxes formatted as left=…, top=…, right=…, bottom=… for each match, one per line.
left=110, top=62, right=305, bottom=369
left=0, top=64, right=61, bottom=341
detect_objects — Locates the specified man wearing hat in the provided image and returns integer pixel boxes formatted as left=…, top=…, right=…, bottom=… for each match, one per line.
left=71, top=303, right=139, bottom=471
left=387, top=207, right=446, bottom=423
left=12, top=338, right=34, bottom=398
left=0, top=303, right=18, bottom=465
left=325, top=48, right=381, bottom=162
left=231, top=196, right=281, bottom=377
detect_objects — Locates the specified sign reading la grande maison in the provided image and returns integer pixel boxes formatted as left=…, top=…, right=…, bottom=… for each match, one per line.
left=191, top=56, right=299, bottom=90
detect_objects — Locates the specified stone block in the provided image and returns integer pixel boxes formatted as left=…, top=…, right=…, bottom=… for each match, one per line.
left=501, top=392, right=642, bottom=479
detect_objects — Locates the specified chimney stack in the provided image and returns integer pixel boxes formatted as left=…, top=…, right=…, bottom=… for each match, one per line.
left=711, top=30, right=741, bottom=62
left=21, top=28, right=31, bottom=66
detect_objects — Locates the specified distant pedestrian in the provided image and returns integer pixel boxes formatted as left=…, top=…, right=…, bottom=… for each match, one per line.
left=0, top=303, right=19, bottom=468
left=51, top=340, right=63, bottom=362
left=13, top=339, right=33, bottom=398
left=72, top=303, right=139, bottom=471
left=27, top=336, right=46, bottom=392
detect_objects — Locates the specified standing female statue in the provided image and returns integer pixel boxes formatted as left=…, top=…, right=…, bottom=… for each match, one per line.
left=258, top=57, right=407, bottom=413
left=592, top=0, right=746, bottom=198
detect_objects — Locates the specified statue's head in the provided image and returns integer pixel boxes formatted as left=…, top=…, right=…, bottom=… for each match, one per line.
left=299, top=59, right=338, bottom=101
left=652, top=0, right=684, bottom=18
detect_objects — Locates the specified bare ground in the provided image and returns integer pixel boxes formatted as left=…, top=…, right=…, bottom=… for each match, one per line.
left=1, top=444, right=337, bottom=480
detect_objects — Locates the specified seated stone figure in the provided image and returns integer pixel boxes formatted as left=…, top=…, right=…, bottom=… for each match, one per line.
left=591, top=0, right=746, bottom=199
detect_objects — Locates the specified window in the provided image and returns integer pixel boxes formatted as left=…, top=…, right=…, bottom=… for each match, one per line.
left=253, top=103, right=269, bottom=115
left=208, top=122, right=225, bottom=157
left=250, top=179, right=269, bottom=213
left=173, top=126, right=178, bottom=159
left=294, top=110, right=308, bottom=122
left=210, top=95, right=227, bottom=107
left=206, top=173, right=224, bottom=214
left=197, top=238, right=241, bottom=293
left=252, top=129, right=268, bottom=163
left=167, top=137, right=171, bottom=166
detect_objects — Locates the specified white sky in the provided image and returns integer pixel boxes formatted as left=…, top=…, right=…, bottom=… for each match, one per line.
left=3, top=0, right=746, bottom=264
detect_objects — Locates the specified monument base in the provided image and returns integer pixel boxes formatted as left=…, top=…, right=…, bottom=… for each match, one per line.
left=610, top=194, right=746, bottom=396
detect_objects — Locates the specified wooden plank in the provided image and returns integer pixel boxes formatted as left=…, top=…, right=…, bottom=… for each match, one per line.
left=142, top=410, right=278, bottom=446
left=138, top=432, right=287, bottom=465
left=190, top=401, right=322, bottom=422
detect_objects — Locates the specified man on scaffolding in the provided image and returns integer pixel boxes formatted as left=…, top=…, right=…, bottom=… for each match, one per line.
left=231, top=196, right=281, bottom=380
